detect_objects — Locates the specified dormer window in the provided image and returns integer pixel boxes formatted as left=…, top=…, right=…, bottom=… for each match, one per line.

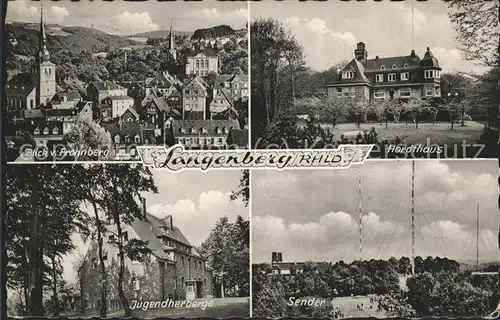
left=342, top=71, right=354, bottom=79
left=191, top=128, right=197, bottom=134
left=380, top=65, right=385, bottom=70
left=401, top=72, right=409, bottom=81
left=43, top=127, right=49, bottom=135
left=375, top=74, right=383, bottom=82
left=388, top=73, right=396, bottom=82
left=201, top=127, right=207, bottom=134
left=135, top=134, right=140, bottom=143
left=216, top=127, right=222, bottom=134
left=52, top=127, right=59, bottom=135
left=224, top=127, right=230, bottom=134
left=34, top=127, right=40, bottom=135
left=180, top=128, right=186, bottom=134
left=404, top=63, right=409, bottom=68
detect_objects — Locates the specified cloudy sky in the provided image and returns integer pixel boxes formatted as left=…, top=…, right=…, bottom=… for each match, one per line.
left=6, top=0, right=248, bottom=35
left=62, top=169, right=247, bottom=283
left=252, top=160, right=499, bottom=265
left=251, top=1, right=489, bottom=74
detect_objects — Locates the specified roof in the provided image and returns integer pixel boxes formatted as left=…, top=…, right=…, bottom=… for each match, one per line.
left=6, top=73, right=36, bottom=96
left=106, top=95, right=133, bottom=101
left=361, top=54, right=421, bottom=72
left=185, top=76, right=208, bottom=91
left=51, top=90, right=82, bottom=102
left=45, top=108, right=78, bottom=117
left=122, top=107, right=139, bottom=119
left=215, top=74, right=248, bottom=86
left=75, top=101, right=93, bottom=112
left=228, top=129, right=248, bottom=147
left=24, top=109, right=44, bottom=119
left=172, top=119, right=240, bottom=136
left=102, top=122, right=141, bottom=136
left=151, top=97, right=170, bottom=112
left=130, top=212, right=202, bottom=261
left=188, top=47, right=217, bottom=57
left=272, top=262, right=306, bottom=269
left=89, top=81, right=126, bottom=91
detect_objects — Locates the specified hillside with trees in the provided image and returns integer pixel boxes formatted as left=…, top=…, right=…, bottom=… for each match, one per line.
left=253, top=256, right=498, bottom=318
left=191, top=25, right=235, bottom=40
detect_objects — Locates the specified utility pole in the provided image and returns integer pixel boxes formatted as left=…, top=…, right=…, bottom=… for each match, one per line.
left=411, top=161, right=415, bottom=275
left=359, top=175, right=362, bottom=261
left=477, top=201, right=480, bottom=269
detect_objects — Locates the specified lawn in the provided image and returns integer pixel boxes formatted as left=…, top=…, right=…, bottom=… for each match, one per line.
left=323, top=120, right=487, bottom=146
left=330, top=295, right=388, bottom=318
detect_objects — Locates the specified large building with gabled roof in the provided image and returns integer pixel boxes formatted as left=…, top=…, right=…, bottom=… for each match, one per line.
left=325, top=42, right=442, bottom=102
left=78, top=200, right=213, bottom=313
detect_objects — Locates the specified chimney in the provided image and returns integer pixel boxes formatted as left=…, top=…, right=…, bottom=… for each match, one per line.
left=272, top=252, right=277, bottom=263
left=163, top=214, right=173, bottom=230
left=411, top=49, right=416, bottom=57
left=141, top=197, right=147, bottom=218
left=277, top=252, right=283, bottom=262
left=375, top=56, right=379, bottom=60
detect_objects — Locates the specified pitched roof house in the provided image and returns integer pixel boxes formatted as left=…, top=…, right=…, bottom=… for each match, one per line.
left=326, top=42, right=442, bottom=101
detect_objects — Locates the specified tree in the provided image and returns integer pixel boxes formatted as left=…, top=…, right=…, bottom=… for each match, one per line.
left=293, top=94, right=348, bottom=128
left=97, top=165, right=158, bottom=317
left=5, top=166, right=89, bottom=316
left=370, top=99, right=387, bottom=127
left=402, top=98, right=429, bottom=129
left=230, top=170, right=249, bottom=207
left=63, top=118, right=112, bottom=160
left=386, top=99, right=405, bottom=124
left=346, top=98, right=369, bottom=128
left=199, top=216, right=250, bottom=298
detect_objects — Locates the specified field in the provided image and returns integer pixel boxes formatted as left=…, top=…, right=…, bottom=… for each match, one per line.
left=323, top=120, right=486, bottom=145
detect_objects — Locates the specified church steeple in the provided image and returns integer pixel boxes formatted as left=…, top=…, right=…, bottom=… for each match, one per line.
left=169, top=20, right=176, bottom=60
left=38, top=2, right=50, bottom=63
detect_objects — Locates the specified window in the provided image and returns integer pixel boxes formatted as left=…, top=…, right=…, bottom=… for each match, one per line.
left=380, top=65, right=385, bottom=70
left=391, top=64, right=397, bottom=69
left=399, top=88, right=411, bottom=98
left=374, top=90, right=385, bottom=99
left=191, top=128, right=197, bottom=134
left=201, top=127, right=207, bottom=134
left=426, top=87, right=434, bottom=96
left=109, top=235, right=116, bottom=242
left=52, top=127, right=59, bottom=135
left=388, top=73, right=396, bottom=82
left=401, top=72, right=409, bottom=81
left=342, top=71, right=354, bottom=79
left=424, top=70, right=440, bottom=79
left=30, top=100, right=34, bottom=109
left=133, top=279, right=140, bottom=291
left=216, top=127, right=222, bottom=134
left=34, top=128, right=40, bottom=135
left=375, top=74, right=383, bottom=82
left=173, top=279, right=177, bottom=289
left=404, top=63, right=409, bottom=68
left=134, top=135, right=140, bottom=143
left=43, top=127, right=49, bottom=135
left=114, top=135, right=120, bottom=144
left=434, top=86, right=440, bottom=96
left=336, top=88, right=342, bottom=98
left=343, top=87, right=355, bottom=98
left=122, top=232, right=128, bottom=241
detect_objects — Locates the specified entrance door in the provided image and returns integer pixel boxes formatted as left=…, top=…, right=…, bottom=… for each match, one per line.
left=196, top=281, right=203, bottom=298
left=389, top=90, right=395, bottom=100
left=186, top=282, right=196, bottom=300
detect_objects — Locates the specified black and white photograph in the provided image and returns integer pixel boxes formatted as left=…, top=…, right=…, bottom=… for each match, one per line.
left=5, top=0, right=249, bottom=162
left=250, top=1, right=498, bottom=158
left=5, top=165, right=250, bottom=318
left=251, top=160, right=499, bottom=318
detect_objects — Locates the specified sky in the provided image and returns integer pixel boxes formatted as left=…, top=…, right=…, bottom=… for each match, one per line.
left=251, top=1, right=489, bottom=74
left=252, top=160, right=500, bottom=265
left=6, top=0, right=248, bottom=35
left=62, top=169, right=248, bottom=283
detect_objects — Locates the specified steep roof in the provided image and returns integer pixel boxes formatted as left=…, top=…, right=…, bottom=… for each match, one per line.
left=51, top=90, right=82, bottom=102
left=130, top=212, right=202, bottom=261
left=6, top=73, right=36, bottom=96
left=122, top=107, right=139, bottom=119
left=151, top=97, right=170, bottom=112
left=90, top=81, right=126, bottom=91
left=172, top=119, right=240, bottom=136
left=106, top=95, right=133, bottom=101
left=45, top=108, right=78, bottom=117
left=102, top=122, right=141, bottom=137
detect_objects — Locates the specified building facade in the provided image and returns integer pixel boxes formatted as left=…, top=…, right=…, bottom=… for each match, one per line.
left=167, top=119, right=240, bottom=148
left=185, top=48, right=219, bottom=76
left=79, top=203, right=213, bottom=313
left=183, top=76, right=208, bottom=120
left=325, top=42, right=442, bottom=102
